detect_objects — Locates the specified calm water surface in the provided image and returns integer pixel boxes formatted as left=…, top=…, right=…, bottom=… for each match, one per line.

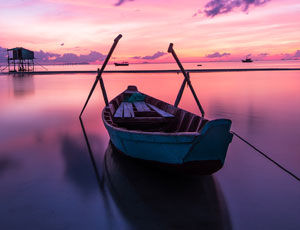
left=28, top=60, right=300, bottom=72
left=0, top=62, right=299, bottom=229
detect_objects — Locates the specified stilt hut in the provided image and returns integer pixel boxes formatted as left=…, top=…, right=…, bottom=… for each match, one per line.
left=7, top=47, right=34, bottom=72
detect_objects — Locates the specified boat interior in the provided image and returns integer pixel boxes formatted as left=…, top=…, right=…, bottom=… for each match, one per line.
left=103, top=86, right=208, bottom=133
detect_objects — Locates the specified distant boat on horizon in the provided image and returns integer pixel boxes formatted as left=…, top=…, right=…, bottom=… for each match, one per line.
left=242, top=58, right=253, bottom=63
left=114, top=62, right=129, bottom=66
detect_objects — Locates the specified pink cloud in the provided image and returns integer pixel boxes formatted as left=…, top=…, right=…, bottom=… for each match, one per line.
left=206, top=52, right=231, bottom=58
left=54, top=51, right=105, bottom=63
left=35, top=50, right=60, bottom=62
left=281, top=50, right=300, bottom=60
left=132, top=51, right=166, bottom=60
left=259, top=53, right=269, bottom=56
left=35, top=49, right=106, bottom=63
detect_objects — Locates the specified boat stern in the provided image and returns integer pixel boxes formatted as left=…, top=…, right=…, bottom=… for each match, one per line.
left=184, top=119, right=233, bottom=165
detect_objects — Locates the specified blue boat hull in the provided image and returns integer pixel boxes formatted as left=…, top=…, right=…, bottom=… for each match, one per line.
left=103, top=112, right=232, bottom=173
left=101, top=85, right=233, bottom=174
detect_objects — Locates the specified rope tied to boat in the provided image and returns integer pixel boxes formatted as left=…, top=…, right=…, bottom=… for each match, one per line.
left=231, top=131, right=300, bottom=182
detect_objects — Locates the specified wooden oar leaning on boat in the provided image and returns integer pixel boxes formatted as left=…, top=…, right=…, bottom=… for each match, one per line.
left=80, top=34, right=122, bottom=117
left=168, top=43, right=205, bottom=117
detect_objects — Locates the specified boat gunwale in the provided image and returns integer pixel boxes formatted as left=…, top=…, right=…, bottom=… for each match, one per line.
left=102, top=109, right=200, bottom=137
left=102, top=87, right=215, bottom=137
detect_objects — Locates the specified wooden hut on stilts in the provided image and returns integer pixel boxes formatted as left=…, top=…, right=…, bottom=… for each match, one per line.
left=7, top=47, right=34, bottom=72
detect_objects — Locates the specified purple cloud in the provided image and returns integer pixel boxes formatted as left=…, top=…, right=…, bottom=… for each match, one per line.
left=34, top=50, right=106, bottom=63
left=35, top=50, right=60, bottom=62
left=203, top=0, right=271, bottom=17
left=54, top=51, right=106, bottom=63
left=0, top=46, right=107, bottom=64
left=132, top=51, right=166, bottom=60
left=193, top=10, right=203, bottom=17
left=280, top=53, right=293, bottom=60
left=259, top=53, right=268, bottom=56
left=114, top=0, right=134, bottom=6
left=282, top=50, right=300, bottom=60
left=206, top=52, right=231, bottom=58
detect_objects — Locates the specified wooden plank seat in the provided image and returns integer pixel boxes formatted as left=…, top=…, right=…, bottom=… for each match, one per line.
left=114, top=102, right=124, bottom=118
left=113, top=101, right=174, bottom=129
left=123, top=102, right=135, bottom=117
left=133, top=101, right=151, bottom=112
left=114, top=102, right=174, bottom=118
left=147, top=103, right=174, bottom=117
left=114, top=102, right=135, bottom=118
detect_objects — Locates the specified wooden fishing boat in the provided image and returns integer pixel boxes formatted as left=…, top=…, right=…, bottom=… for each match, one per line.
left=102, top=85, right=233, bottom=174
left=242, top=58, right=253, bottom=63
left=80, top=34, right=233, bottom=174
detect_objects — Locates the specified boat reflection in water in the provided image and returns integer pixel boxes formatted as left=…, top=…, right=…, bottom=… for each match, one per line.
left=103, top=142, right=231, bottom=230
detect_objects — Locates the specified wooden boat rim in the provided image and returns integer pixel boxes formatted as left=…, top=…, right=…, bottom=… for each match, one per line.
left=102, top=109, right=200, bottom=137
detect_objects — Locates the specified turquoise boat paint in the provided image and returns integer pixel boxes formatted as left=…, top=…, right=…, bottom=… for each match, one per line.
left=184, top=119, right=233, bottom=164
left=104, top=122, right=195, bottom=164
left=103, top=112, right=232, bottom=165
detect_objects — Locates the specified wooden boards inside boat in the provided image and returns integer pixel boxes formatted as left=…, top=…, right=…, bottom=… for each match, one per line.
left=123, top=102, right=135, bottom=117
left=147, top=104, right=174, bottom=118
left=114, top=102, right=135, bottom=118
left=134, top=101, right=151, bottom=112
left=114, top=102, right=174, bottom=119
left=114, top=102, right=124, bottom=118
left=113, top=101, right=174, bottom=129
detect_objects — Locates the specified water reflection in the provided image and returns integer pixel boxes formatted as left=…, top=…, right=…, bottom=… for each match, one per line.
left=11, top=74, right=35, bottom=97
left=0, top=155, right=19, bottom=177
left=209, top=98, right=265, bottom=135
left=0, top=68, right=299, bottom=229
left=60, top=134, right=104, bottom=197
left=103, top=142, right=231, bottom=230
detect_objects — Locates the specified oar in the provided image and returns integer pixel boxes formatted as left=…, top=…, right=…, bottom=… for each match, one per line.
left=174, top=72, right=194, bottom=107
left=174, top=75, right=187, bottom=107
left=168, top=43, right=205, bottom=117
left=79, top=34, right=122, bottom=117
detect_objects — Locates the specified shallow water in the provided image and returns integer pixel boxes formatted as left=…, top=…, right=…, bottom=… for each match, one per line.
left=0, top=64, right=300, bottom=229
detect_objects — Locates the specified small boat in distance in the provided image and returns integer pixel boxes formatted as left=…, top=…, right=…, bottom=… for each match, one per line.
left=197, top=64, right=202, bottom=66
left=114, top=62, right=129, bottom=66
left=242, top=58, right=253, bottom=63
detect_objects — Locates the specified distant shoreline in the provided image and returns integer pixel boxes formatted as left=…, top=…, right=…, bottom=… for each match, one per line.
left=1, top=68, right=300, bottom=75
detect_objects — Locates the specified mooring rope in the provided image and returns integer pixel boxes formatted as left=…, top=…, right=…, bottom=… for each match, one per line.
left=231, top=131, right=299, bottom=181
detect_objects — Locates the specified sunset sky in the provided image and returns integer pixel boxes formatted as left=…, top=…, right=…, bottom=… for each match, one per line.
left=0, top=0, right=299, bottom=63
